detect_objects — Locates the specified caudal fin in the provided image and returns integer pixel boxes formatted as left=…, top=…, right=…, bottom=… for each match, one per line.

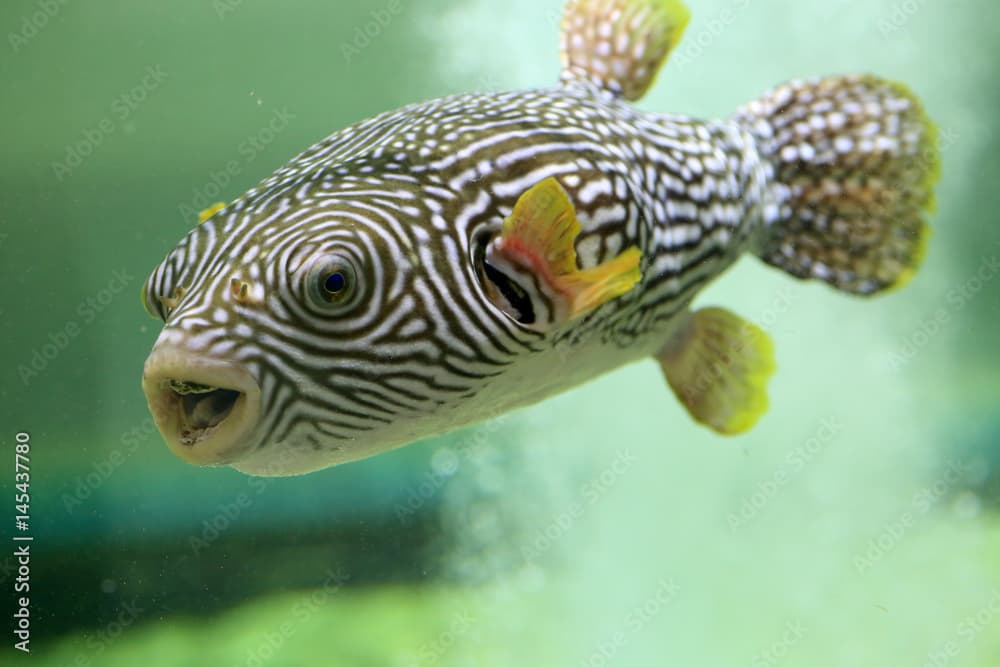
left=735, top=75, right=940, bottom=295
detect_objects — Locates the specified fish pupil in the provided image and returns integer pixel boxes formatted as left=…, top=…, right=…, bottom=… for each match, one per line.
left=324, top=271, right=347, bottom=294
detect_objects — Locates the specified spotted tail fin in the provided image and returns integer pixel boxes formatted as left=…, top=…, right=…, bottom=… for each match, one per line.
left=735, top=75, right=940, bottom=295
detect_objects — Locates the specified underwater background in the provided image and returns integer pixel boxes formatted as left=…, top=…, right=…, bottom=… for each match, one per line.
left=1, top=0, right=998, bottom=665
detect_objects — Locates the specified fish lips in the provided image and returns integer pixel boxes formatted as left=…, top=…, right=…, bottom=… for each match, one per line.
left=142, top=346, right=262, bottom=467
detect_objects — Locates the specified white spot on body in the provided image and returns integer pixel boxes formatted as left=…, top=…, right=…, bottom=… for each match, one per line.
left=578, top=177, right=613, bottom=204
left=834, top=136, right=854, bottom=153
left=576, top=235, right=601, bottom=268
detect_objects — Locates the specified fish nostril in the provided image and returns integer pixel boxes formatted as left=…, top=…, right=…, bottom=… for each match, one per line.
left=230, top=278, right=250, bottom=303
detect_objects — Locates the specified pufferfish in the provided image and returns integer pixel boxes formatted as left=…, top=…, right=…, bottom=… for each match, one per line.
left=141, top=0, right=939, bottom=476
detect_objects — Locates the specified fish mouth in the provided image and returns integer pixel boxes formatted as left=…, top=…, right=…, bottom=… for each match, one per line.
left=142, top=349, right=261, bottom=466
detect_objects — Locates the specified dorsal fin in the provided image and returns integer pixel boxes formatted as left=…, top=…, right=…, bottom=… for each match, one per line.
left=559, top=0, right=690, bottom=101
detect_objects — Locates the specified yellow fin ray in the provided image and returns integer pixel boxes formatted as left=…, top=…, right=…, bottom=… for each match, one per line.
left=658, top=307, right=775, bottom=435
left=560, top=247, right=643, bottom=317
left=499, top=177, right=583, bottom=277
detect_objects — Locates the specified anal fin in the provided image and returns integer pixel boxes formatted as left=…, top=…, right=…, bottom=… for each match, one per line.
left=657, top=307, right=776, bottom=435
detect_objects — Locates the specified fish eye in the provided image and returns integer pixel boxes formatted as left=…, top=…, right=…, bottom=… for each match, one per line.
left=141, top=280, right=162, bottom=320
left=306, top=257, right=360, bottom=310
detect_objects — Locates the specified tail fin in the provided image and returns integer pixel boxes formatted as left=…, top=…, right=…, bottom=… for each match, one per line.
left=735, top=75, right=940, bottom=295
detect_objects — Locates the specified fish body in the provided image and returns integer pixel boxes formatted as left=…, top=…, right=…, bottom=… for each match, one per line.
left=142, top=0, right=938, bottom=475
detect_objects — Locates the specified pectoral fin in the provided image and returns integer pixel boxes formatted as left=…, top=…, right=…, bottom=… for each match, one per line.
left=484, top=177, right=641, bottom=330
left=657, top=307, right=776, bottom=435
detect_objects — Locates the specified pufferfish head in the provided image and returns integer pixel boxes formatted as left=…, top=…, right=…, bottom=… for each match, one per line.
left=140, top=197, right=538, bottom=476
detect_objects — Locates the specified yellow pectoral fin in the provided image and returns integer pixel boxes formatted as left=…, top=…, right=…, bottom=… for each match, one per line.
left=658, top=307, right=776, bottom=435
left=500, top=177, right=582, bottom=276
left=493, top=178, right=643, bottom=323
left=198, top=202, right=227, bottom=224
left=559, top=246, right=643, bottom=319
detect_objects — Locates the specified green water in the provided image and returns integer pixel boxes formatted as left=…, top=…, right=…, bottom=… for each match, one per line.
left=1, top=0, right=998, bottom=665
